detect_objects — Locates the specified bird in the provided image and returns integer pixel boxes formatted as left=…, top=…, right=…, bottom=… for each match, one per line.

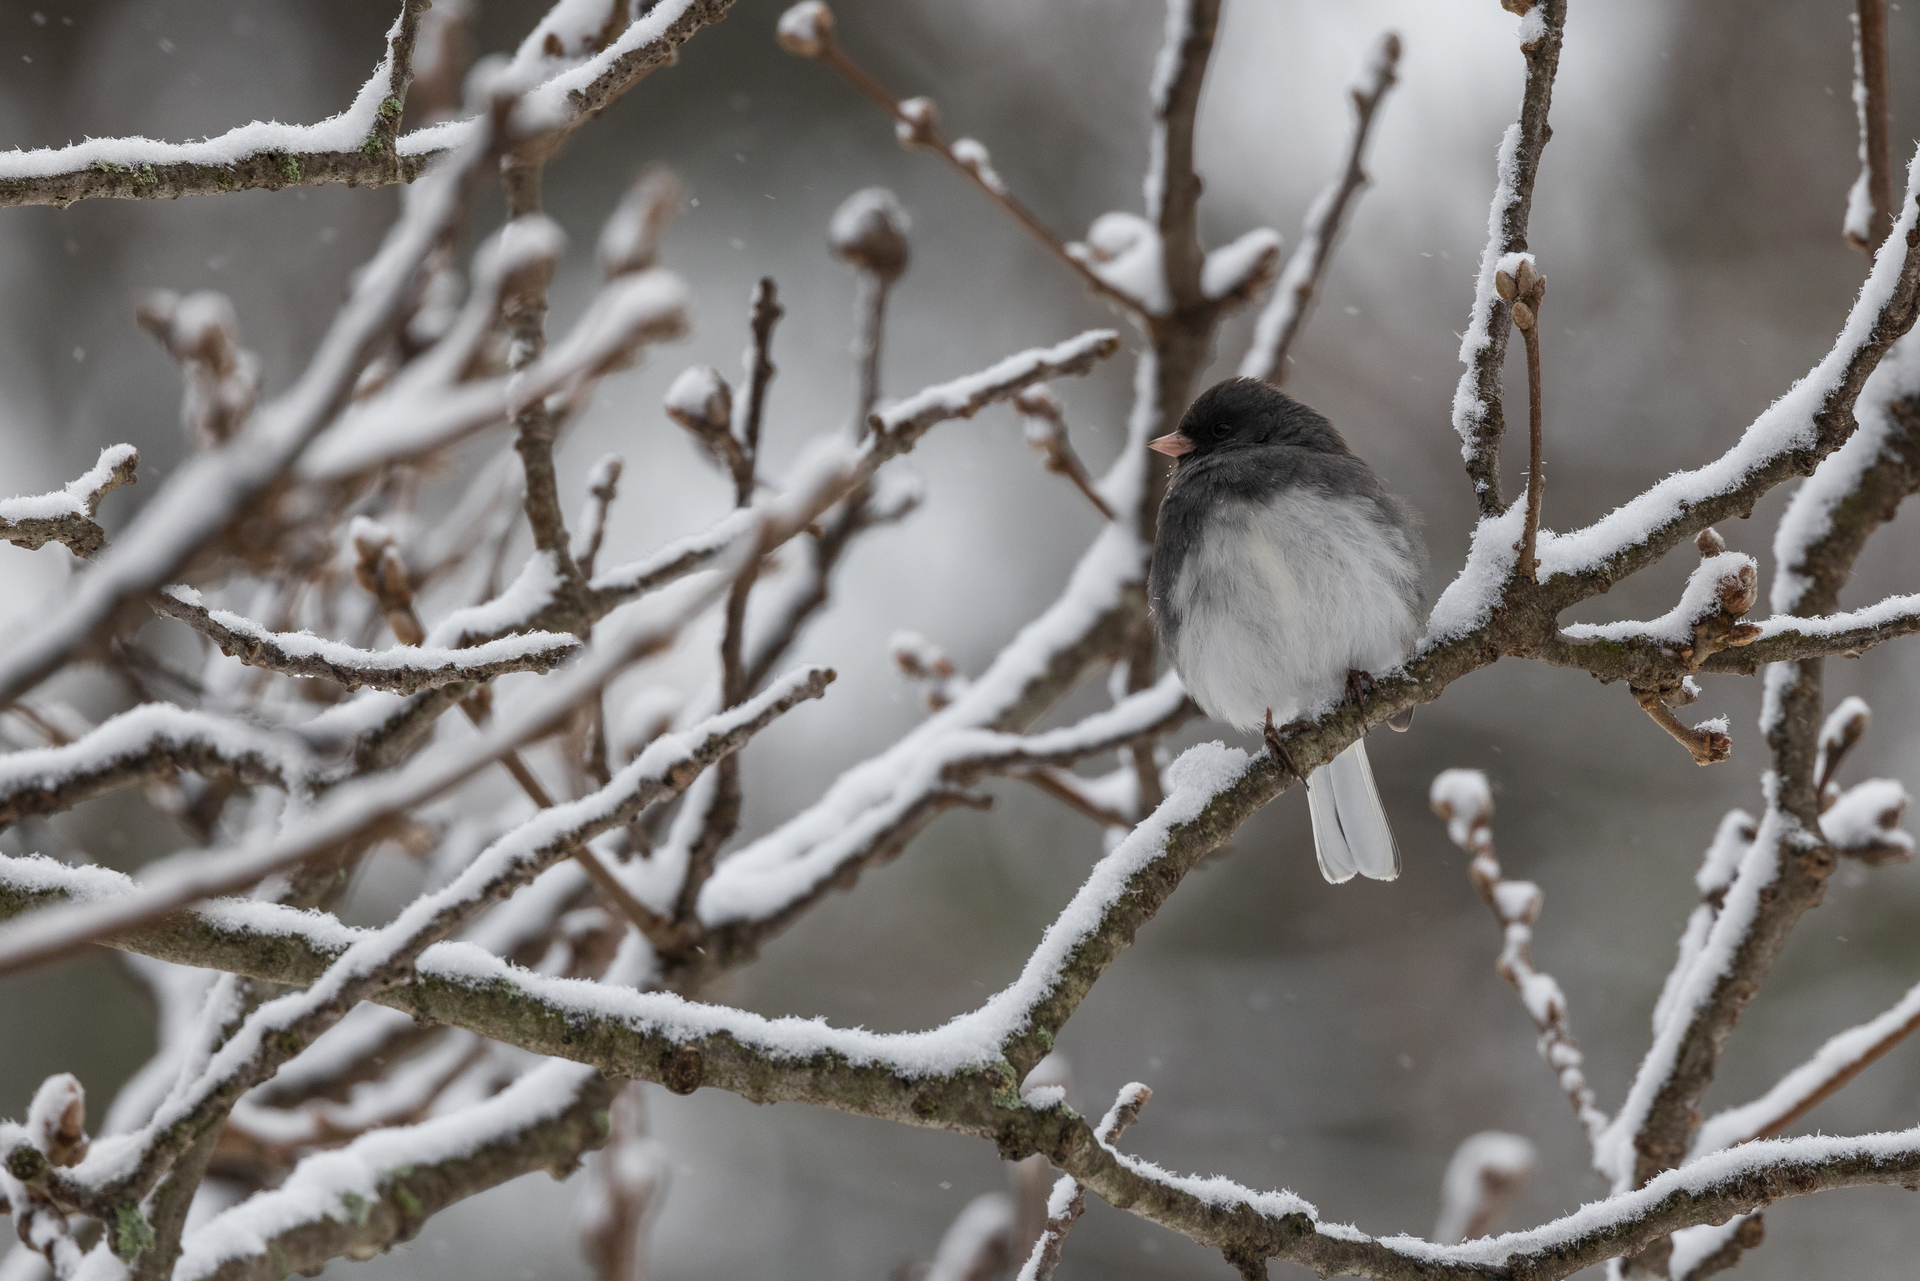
left=1148, top=378, right=1426, bottom=883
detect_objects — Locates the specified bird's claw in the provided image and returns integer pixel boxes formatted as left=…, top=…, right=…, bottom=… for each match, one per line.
left=1264, top=710, right=1308, bottom=784
left=1346, top=669, right=1377, bottom=730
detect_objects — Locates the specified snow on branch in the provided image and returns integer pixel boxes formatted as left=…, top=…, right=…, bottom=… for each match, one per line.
left=0, top=562, right=752, bottom=978
left=1430, top=770, right=1610, bottom=1151
left=869, top=330, right=1121, bottom=443
left=0, top=0, right=733, bottom=211
left=1433, top=1131, right=1536, bottom=1245
left=1015, top=1083, right=1150, bottom=1281
left=1240, top=31, right=1401, bottom=386
left=1452, top=0, right=1567, bottom=513
left=587, top=330, right=1121, bottom=614
left=298, top=268, right=690, bottom=480
left=1693, top=970, right=1920, bottom=1157
left=172, top=1062, right=616, bottom=1281
left=1143, top=0, right=1221, bottom=315
left=16, top=837, right=1920, bottom=1281
left=1525, top=144, right=1920, bottom=597
left=153, top=588, right=580, bottom=694
left=0, top=2, right=429, bottom=208
left=0, top=703, right=313, bottom=830
left=0, top=444, right=138, bottom=559
left=0, top=116, right=507, bottom=712
left=25, top=666, right=832, bottom=1217
left=1844, top=0, right=1895, bottom=253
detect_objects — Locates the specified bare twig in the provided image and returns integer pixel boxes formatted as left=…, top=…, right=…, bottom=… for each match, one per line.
left=737, top=278, right=783, bottom=495
left=572, top=455, right=625, bottom=580
left=1430, top=770, right=1610, bottom=1151
left=1496, top=255, right=1548, bottom=579
left=1240, top=32, right=1400, bottom=384
left=778, top=3, right=1140, bottom=314
left=1846, top=0, right=1895, bottom=253
left=1014, top=386, right=1115, bottom=520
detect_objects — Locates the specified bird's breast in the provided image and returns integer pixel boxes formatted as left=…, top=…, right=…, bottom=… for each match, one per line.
left=1165, top=490, right=1421, bottom=731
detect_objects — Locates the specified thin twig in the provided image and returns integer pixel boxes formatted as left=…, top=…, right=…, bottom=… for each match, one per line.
left=1016, top=1084, right=1150, bottom=1281
left=1454, top=0, right=1568, bottom=514
left=781, top=12, right=1140, bottom=314
left=1430, top=770, right=1610, bottom=1152
left=1847, top=0, right=1895, bottom=253
left=1241, top=33, right=1401, bottom=385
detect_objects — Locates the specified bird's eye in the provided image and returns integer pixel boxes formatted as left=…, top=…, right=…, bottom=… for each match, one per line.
left=1211, top=422, right=1231, bottom=440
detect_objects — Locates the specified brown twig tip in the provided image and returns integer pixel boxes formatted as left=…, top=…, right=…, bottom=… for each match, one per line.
left=1816, top=695, right=1872, bottom=804
left=1496, top=253, right=1548, bottom=578
left=889, top=630, right=968, bottom=711
left=134, top=289, right=263, bottom=446
left=27, top=1074, right=90, bottom=1168
left=1635, top=687, right=1733, bottom=765
left=1015, top=384, right=1117, bottom=521
left=775, top=1, right=833, bottom=57
left=1097, top=1083, right=1152, bottom=1144
left=894, top=96, right=941, bottom=150
left=350, top=516, right=427, bottom=645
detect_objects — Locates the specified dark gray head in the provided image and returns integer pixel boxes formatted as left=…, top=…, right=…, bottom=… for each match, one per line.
left=1148, top=378, right=1351, bottom=463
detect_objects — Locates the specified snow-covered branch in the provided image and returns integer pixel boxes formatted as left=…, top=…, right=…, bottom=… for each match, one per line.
left=153, top=588, right=580, bottom=694
left=0, top=0, right=734, bottom=212
left=1453, top=0, right=1567, bottom=513
left=0, top=118, right=506, bottom=712
left=0, top=445, right=138, bottom=559
left=0, top=704, right=311, bottom=830
left=0, top=567, right=759, bottom=977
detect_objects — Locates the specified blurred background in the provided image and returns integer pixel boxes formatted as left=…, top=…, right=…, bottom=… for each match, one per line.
left=3, top=1, right=1920, bottom=1277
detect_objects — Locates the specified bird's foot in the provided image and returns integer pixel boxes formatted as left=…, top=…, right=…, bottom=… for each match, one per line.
left=1346, top=669, right=1377, bottom=729
left=1264, top=710, right=1308, bottom=785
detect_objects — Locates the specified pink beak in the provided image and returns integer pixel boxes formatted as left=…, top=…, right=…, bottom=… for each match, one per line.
left=1148, top=432, right=1195, bottom=458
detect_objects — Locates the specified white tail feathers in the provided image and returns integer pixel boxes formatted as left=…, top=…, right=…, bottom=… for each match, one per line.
left=1305, top=739, right=1399, bottom=883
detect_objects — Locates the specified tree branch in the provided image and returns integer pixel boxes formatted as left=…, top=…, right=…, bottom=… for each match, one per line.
left=1453, top=0, right=1567, bottom=515
left=1240, top=32, right=1400, bottom=385
left=0, top=446, right=139, bottom=560
left=1430, top=771, right=1609, bottom=1151
left=153, top=588, right=580, bottom=694
left=1846, top=0, right=1894, bottom=253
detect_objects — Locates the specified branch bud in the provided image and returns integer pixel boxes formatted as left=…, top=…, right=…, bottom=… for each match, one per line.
left=1696, top=527, right=1727, bottom=556
left=27, top=1073, right=88, bottom=1168
left=828, top=187, right=910, bottom=282
left=894, top=96, right=940, bottom=149
left=776, top=1, right=834, bottom=57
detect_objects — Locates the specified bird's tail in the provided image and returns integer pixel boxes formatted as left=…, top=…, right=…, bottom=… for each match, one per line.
left=1305, top=739, right=1400, bottom=883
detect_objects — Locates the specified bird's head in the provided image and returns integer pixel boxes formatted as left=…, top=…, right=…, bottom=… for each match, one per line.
left=1148, top=377, right=1351, bottom=461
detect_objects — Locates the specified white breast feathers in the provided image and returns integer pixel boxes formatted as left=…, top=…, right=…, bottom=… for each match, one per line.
left=1167, top=490, right=1422, bottom=731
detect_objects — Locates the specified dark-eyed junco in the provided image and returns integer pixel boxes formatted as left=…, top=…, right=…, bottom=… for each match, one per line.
left=1148, top=378, right=1426, bottom=883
